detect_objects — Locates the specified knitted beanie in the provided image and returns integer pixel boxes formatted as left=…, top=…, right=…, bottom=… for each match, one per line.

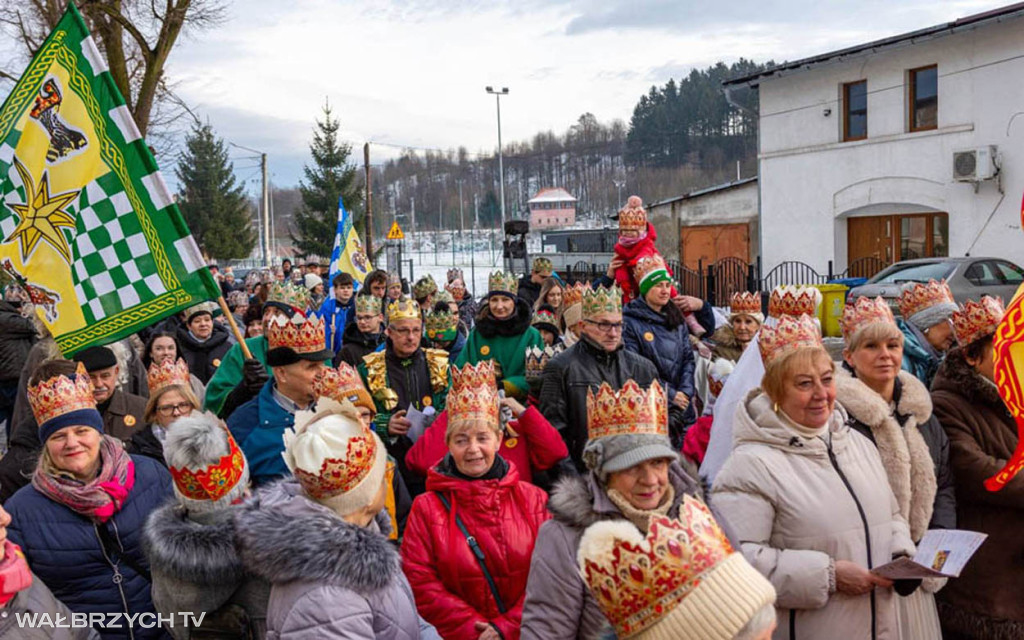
left=907, top=302, right=957, bottom=333
left=164, top=412, right=250, bottom=514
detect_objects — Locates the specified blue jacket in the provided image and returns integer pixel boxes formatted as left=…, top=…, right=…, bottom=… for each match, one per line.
left=318, top=295, right=357, bottom=353
left=897, top=318, right=943, bottom=388
left=6, top=455, right=172, bottom=639
left=227, top=380, right=297, bottom=486
left=622, top=298, right=697, bottom=446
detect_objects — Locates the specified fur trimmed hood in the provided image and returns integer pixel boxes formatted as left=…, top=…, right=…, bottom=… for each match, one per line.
left=932, top=348, right=1003, bottom=406
left=233, top=480, right=398, bottom=594
left=835, top=367, right=937, bottom=541
left=142, top=502, right=244, bottom=585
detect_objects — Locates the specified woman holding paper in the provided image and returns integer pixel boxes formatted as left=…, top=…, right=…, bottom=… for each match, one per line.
left=712, top=315, right=915, bottom=640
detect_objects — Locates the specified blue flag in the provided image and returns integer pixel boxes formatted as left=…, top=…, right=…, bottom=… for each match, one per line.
left=327, top=197, right=372, bottom=288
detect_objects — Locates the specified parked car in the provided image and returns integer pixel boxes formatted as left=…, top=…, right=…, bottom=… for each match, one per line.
left=847, top=256, right=1024, bottom=314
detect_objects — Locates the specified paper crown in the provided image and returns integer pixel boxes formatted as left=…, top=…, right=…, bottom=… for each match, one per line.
left=265, top=281, right=311, bottom=312
left=489, top=271, right=518, bottom=295
left=587, top=379, right=668, bottom=441
left=768, top=285, right=822, bottom=318
left=532, top=257, right=554, bottom=275
left=425, top=308, right=459, bottom=340
left=758, top=314, right=823, bottom=365
left=168, top=429, right=247, bottom=502
left=525, top=343, right=566, bottom=382
left=226, top=290, right=248, bottom=308
left=433, top=290, right=454, bottom=306
left=532, top=308, right=559, bottom=329
left=898, top=279, right=955, bottom=319
left=287, top=401, right=380, bottom=500
left=730, top=291, right=762, bottom=317
left=386, top=271, right=402, bottom=286
left=563, top=281, right=590, bottom=309
left=354, top=294, right=382, bottom=316
left=147, top=358, right=191, bottom=395
left=953, top=296, right=1005, bottom=347
left=841, top=296, right=896, bottom=342
left=27, top=362, right=97, bottom=427
left=618, top=195, right=647, bottom=234
left=266, top=313, right=327, bottom=354
left=413, top=275, right=438, bottom=299
left=448, top=360, right=501, bottom=431
left=312, top=363, right=374, bottom=412
left=583, top=284, right=623, bottom=319
left=387, top=297, right=421, bottom=323
left=185, top=301, right=217, bottom=320
left=633, top=254, right=666, bottom=282
left=446, top=268, right=463, bottom=283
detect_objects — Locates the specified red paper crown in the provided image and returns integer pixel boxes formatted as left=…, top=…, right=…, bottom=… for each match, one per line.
left=953, top=296, right=1005, bottom=347
left=293, top=427, right=378, bottom=499
left=169, top=430, right=247, bottom=502
left=618, top=195, right=647, bottom=234
left=758, top=314, right=823, bottom=365
left=730, top=291, right=762, bottom=317
left=562, top=282, right=590, bottom=308
left=312, top=363, right=374, bottom=411
left=633, top=254, right=667, bottom=282
left=768, top=286, right=821, bottom=318
left=266, top=314, right=326, bottom=354
left=898, top=279, right=954, bottom=319
left=448, top=360, right=501, bottom=430
left=147, top=358, right=191, bottom=395
left=841, top=296, right=896, bottom=342
left=586, top=379, right=668, bottom=441
left=27, top=362, right=96, bottom=427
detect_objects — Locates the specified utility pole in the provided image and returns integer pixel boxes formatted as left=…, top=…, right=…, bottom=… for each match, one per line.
left=261, top=153, right=270, bottom=267
left=410, top=197, right=416, bottom=253
left=364, top=143, right=374, bottom=259
left=485, top=86, right=509, bottom=233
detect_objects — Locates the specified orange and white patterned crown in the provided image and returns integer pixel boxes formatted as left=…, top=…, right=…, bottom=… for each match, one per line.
left=266, top=313, right=327, bottom=354
left=758, top=314, right=823, bottom=365
left=354, top=294, right=382, bottom=316
left=618, top=195, right=647, bottom=234
left=586, top=379, right=668, bottom=441
left=633, top=254, right=667, bottom=283
left=583, top=284, right=623, bottom=319
left=580, top=497, right=736, bottom=638
left=898, top=279, right=955, bottom=319
left=730, top=292, right=762, bottom=317
left=768, top=285, right=822, bottom=318
left=313, top=363, right=374, bottom=412
left=448, top=360, right=501, bottom=430
left=169, top=430, right=247, bottom=502
left=28, top=361, right=96, bottom=427
left=841, top=296, right=896, bottom=342
left=562, top=282, right=590, bottom=309
left=387, top=297, right=421, bottom=323
left=525, top=343, right=566, bottom=382
left=953, top=296, right=1005, bottom=347
left=147, top=358, right=192, bottom=395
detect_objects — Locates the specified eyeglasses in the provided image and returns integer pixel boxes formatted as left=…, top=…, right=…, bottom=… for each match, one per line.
left=584, top=319, right=624, bottom=333
left=156, top=401, right=193, bottom=417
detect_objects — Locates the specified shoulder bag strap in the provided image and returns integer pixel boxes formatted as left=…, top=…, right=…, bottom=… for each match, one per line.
left=435, top=492, right=507, bottom=614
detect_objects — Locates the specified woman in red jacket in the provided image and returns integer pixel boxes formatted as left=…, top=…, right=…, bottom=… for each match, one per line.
left=402, top=361, right=550, bottom=640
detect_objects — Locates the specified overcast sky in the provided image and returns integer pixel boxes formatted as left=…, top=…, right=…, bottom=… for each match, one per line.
left=0, top=0, right=1010, bottom=191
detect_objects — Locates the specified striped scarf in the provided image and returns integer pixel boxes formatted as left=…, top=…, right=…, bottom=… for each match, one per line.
left=32, top=436, right=135, bottom=523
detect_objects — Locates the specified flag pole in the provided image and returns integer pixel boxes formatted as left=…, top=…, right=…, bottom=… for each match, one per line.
left=217, top=296, right=253, bottom=359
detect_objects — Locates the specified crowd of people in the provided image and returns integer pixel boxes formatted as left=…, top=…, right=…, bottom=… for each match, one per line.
left=0, top=195, right=1018, bottom=640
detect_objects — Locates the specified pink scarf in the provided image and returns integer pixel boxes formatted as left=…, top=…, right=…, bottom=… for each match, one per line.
left=32, top=436, right=135, bottom=523
left=0, top=541, right=32, bottom=607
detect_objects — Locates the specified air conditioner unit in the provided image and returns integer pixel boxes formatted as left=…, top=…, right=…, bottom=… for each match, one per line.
left=953, top=146, right=997, bottom=182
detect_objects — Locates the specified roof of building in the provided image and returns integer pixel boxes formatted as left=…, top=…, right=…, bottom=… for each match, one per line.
left=528, top=187, right=577, bottom=203
left=647, top=177, right=758, bottom=209
left=723, top=2, right=1024, bottom=87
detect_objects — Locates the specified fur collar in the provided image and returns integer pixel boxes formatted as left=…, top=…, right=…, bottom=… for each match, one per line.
left=142, top=502, right=244, bottom=585
left=933, top=349, right=1003, bottom=405
left=835, top=368, right=937, bottom=541
left=233, top=481, right=398, bottom=594
left=475, top=298, right=533, bottom=338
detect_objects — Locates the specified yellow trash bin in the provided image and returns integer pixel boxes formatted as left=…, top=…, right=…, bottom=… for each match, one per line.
left=815, top=284, right=849, bottom=338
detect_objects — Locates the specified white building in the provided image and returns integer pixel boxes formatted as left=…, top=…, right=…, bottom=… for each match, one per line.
left=725, top=4, right=1024, bottom=278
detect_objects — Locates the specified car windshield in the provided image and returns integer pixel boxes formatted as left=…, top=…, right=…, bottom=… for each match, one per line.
left=870, top=262, right=956, bottom=285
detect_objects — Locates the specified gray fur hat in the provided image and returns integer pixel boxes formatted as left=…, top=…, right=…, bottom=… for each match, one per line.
left=582, top=432, right=678, bottom=480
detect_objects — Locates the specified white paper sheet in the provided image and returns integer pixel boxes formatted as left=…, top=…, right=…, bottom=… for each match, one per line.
left=873, top=529, right=988, bottom=580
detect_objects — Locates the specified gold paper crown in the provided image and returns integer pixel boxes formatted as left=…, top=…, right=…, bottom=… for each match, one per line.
left=583, top=284, right=623, bottom=319
left=147, top=358, right=192, bottom=395
left=354, top=294, right=382, bottom=316
left=562, top=282, right=590, bottom=309
left=312, top=363, right=374, bottom=412
left=266, top=313, right=327, bottom=354
left=633, top=254, right=667, bottom=283
left=581, top=498, right=737, bottom=638
left=448, top=360, right=501, bottom=430
left=424, top=308, right=459, bottom=339
left=294, top=430, right=378, bottom=500
left=532, top=257, right=554, bottom=275
left=525, top=343, right=565, bottom=381
left=953, top=296, right=1005, bottom=347
left=768, top=285, right=822, bottom=318
left=412, top=275, right=438, bottom=299
left=618, top=195, right=647, bottom=233
left=169, top=429, right=247, bottom=502
left=265, top=281, right=311, bottom=312
left=841, top=296, right=896, bottom=342
left=532, top=308, right=558, bottom=327
left=184, top=301, right=217, bottom=320
left=488, top=271, right=518, bottom=295
left=434, top=290, right=454, bottom=305
left=586, top=379, right=668, bottom=441
left=387, top=297, right=421, bottom=323
left=730, top=292, right=762, bottom=317
left=898, top=279, right=955, bottom=319
left=28, top=362, right=97, bottom=427
left=758, top=314, right=823, bottom=365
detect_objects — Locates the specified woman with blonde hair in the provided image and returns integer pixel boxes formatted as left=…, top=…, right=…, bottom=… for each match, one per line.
left=128, top=359, right=203, bottom=464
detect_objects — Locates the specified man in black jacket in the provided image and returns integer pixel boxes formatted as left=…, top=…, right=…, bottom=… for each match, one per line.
left=539, top=284, right=658, bottom=472
left=0, top=291, right=37, bottom=436
left=516, top=257, right=552, bottom=308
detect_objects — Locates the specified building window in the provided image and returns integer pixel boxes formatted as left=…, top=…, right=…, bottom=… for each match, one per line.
left=843, top=80, right=867, bottom=141
left=909, top=65, right=938, bottom=132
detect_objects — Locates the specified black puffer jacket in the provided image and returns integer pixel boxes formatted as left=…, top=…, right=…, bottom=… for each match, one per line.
left=0, top=301, right=36, bottom=384
left=334, top=321, right=383, bottom=368
left=177, top=323, right=232, bottom=384
left=516, top=276, right=542, bottom=309
left=539, top=334, right=658, bottom=472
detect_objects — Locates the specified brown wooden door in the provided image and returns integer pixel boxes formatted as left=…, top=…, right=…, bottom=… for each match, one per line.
left=848, top=216, right=893, bottom=264
left=681, top=223, right=749, bottom=271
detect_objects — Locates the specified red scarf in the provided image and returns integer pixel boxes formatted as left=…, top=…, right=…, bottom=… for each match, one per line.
left=0, top=541, right=32, bottom=607
left=32, top=436, right=136, bottom=523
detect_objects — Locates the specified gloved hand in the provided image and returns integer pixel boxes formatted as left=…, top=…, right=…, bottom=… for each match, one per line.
left=242, top=358, right=269, bottom=393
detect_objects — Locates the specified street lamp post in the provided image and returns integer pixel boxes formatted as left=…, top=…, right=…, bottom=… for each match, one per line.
left=485, top=86, right=508, bottom=232
left=613, top=179, right=625, bottom=209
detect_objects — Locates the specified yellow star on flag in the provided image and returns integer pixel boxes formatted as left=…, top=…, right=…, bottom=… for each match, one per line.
left=5, top=157, right=79, bottom=265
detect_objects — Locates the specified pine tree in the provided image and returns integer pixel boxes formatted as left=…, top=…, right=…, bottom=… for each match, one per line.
left=291, top=101, right=363, bottom=259
left=175, top=123, right=257, bottom=260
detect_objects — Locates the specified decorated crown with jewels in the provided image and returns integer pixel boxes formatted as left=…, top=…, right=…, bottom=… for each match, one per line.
left=730, top=291, right=762, bottom=317
left=312, top=363, right=373, bottom=410
left=387, top=297, right=421, bottom=323
left=768, top=285, right=822, bottom=318
left=587, top=379, right=668, bottom=441
left=169, top=429, right=247, bottom=502
left=28, top=361, right=96, bottom=427
left=185, top=301, right=218, bottom=320
left=580, top=497, right=738, bottom=638
left=266, top=281, right=311, bottom=312
left=583, top=284, right=623, bottom=319
left=758, top=314, right=823, bottom=365
left=266, top=313, right=327, bottom=354
left=532, top=308, right=558, bottom=328
left=488, top=271, right=518, bottom=295
left=633, top=254, right=667, bottom=282
left=953, top=296, right=1005, bottom=347
left=898, top=279, right=955, bottom=320
left=448, top=360, right=501, bottom=430
left=286, top=400, right=380, bottom=500
left=525, top=343, right=566, bottom=382
left=618, top=195, right=647, bottom=234
left=413, top=275, right=438, bottom=299
left=425, top=308, right=459, bottom=340
left=563, top=281, right=590, bottom=309
left=532, top=257, right=554, bottom=275
left=841, top=296, right=896, bottom=342
left=147, top=358, right=191, bottom=395
left=355, top=294, right=382, bottom=316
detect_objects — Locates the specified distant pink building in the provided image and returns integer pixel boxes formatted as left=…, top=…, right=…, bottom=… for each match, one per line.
left=528, top=188, right=577, bottom=230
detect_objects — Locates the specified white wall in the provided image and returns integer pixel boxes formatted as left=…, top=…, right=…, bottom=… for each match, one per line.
left=757, top=16, right=1024, bottom=274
